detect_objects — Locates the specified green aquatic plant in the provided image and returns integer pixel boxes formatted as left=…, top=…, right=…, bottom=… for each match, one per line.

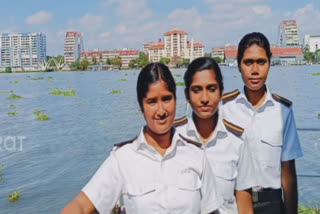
left=30, top=77, right=44, bottom=80
left=8, top=111, right=18, bottom=116
left=111, top=90, right=122, bottom=94
left=175, top=74, right=182, bottom=78
left=0, top=164, right=3, bottom=182
left=33, top=110, right=50, bottom=121
left=99, top=121, right=105, bottom=127
left=176, top=82, right=185, bottom=86
left=10, top=80, right=19, bottom=84
left=49, top=88, right=76, bottom=97
left=7, top=91, right=22, bottom=100
left=0, top=90, right=11, bottom=94
left=118, top=78, right=128, bottom=82
left=311, top=72, right=320, bottom=76
left=10, top=104, right=15, bottom=108
left=78, top=102, right=83, bottom=107
left=318, top=113, right=320, bottom=119
left=125, top=73, right=128, bottom=76
left=8, top=191, right=20, bottom=202
left=298, top=204, right=320, bottom=214
left=47, top=77, right=54, bottom=82
left=233, top=75, right=238, bottom=78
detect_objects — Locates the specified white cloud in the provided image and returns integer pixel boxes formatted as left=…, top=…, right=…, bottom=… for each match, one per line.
left=79, top=14, right=104, bottom=29
left=115, top=24, right=128, bottom=34
left=100, top=32, right=111, bottom=39
left=292, top=4, right=320, bottom=35
left=252, top=5, right=272, bottom=17
left=168, top=8, right=203, bottom=31
left=26, top=11, right=53, bottom=25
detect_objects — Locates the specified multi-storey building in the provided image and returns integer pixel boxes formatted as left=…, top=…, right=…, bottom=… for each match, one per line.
left=0, top=32, right=46, bottom=70
left=80, top=49, right=139, bottom=68
left=145, top=29, right=205, bottom=63
left=278, top=20, right=300, bottom=47
left=211, top=47, right=225, bottom=60
left=64, top=32, right=84, bottom=65
left=304, top=34, right=320, bottom=53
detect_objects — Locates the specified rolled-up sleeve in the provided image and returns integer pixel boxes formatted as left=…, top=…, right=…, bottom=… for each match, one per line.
left=82, top=151, right=122, bottom=214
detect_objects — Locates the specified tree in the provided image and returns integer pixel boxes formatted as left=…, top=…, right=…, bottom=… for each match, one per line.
left=303, top=44, right=314, bottom=62
left=70, top=61, right=81, bottom=70
left=92, top=56, right=97, bottom=65
left=160, top=57, right=170, bottom=65
left=213, top=57, right=223, bottom=63
left=81, top=60, right=90, bottom=70
left=106, top=58, right=112, bottom=65
left=137, top=52, right=149, bottom=68
left=99, top=53, right=103, bottom=64
left=5, top=67, right=12, bottom=73
left=111, top=56, right=122, bottom=68
left=129, top=59, right=138, bottom=69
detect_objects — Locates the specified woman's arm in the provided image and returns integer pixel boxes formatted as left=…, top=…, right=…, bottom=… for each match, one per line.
left=236, top=189, right=253, bottom=214
left=281, top=160, right=298, bottom=214
left=60, top=192, right=96, bottom=214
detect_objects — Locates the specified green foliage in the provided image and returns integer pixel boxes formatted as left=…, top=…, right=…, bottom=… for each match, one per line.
left=176, top=82, right=185, bottom=86
left=99, top=121, right=105, bottom=127
left=0, top=163, right=3, bottom=182
left=111, top=90, right=122, bottom=94
left=8, top=111, right=18, bottom=116
left=5, top=67, right=12, bottom=73
left=298, top=204, right=320, bottom=214
left=33, top=110, right=50, bottom=121
left=8, top=191, right=20, bottom=202
left=47, top=77, right=54, bottom=82
left=213, top=57, right=223, bottom=63
left=92, top=56, right=97, bottom=65
left=311, top=72, right=320, bottom=76
left=49, top=88, right=76, bottom=96
left=111, top=56, right=122, bottom=68
left=81, top=59, right=90, bottom=70
left=318, top=113, right=320, bottom=119
left=137, top=52, right=149, bottom=68
left=175, top=74, right=182, bottom=78
left=7, top=91, right=22, bottom=100
left=30, top=77, right=44, bottom=80
left=78, top=102, right=83, bottom=107
left=118, top=78, right=127, bottom=82
left=160, top=57, right=170, bottom=65
left=10, top=80, right=19, bottom=84
left=70, top=61, right=81, bottom=70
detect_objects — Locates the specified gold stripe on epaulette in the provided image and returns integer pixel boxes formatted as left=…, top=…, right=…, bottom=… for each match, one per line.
left=272, top=93, right=292, bottom=107
left=173, top=116, right=188, bottom=127
left=179, top=134, right=202, bottom=148
left=222, top=89, right=240, bottom=104
left=222, top=119, right=244, bottom=137
left=114, top=136, right=138, bottom=147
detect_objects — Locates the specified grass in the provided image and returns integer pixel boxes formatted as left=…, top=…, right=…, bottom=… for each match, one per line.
left=8, top=191, right=20, bottom=202
left=7, top=91, right=22, bottom=100
left=176, top=82, right=185, bottom=86
left=49, top=88, right=76, bottom=96
left=33, top=110, right=50, bottom=121
left=8, top=111, right=18, bottom=116
left=111, top=90, right=122, bottom=94
left=118, top=78, right=128, bottom=82
left=30, top=77, right=44, bottom=80
left=299, top=204, right=320, bottom=214
left=311, top=72, right=320, bottom=76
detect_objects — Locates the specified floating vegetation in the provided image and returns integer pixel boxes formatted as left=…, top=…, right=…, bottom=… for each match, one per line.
left=298, top=204, right=320, bottom=214
left=111, top=90, right=122, bottom=94
left=176, top=82, right=185, bottom=86
left=67, top=86, right=75, bottom=90
left=175, top=74, right=182, bottom=78
left=10, top=104, right=15, bottom=108
left=99, top=121, right=105, bottom=127
left=30, top=77, right=44, bottom=80
left=233, top=75, right=238, bottom=78
left=10, top=80, right=19, bottom=84
left=311, top=72, right=320, bottom=76
left=33, top=110, right=50, bottom=121
left=8, top=191, right=20, bottom=202
left=318, top=113, right=320, bottom=119
left=118, top=78, right=127, bottom=82
left=49, top=88, right=76, bottom=97
left=78, top=102, right=83, bottom=107
left=47, top=77, right=54, bottom=82
left=8, top=111, right=18, bottom=116
left=7, top=91, right=22, bottom=100
left=125, top=73, right=128, bottom=76
left=0, top=90, right=10, bottom=94
left=0, top=164, right=3, bottom=182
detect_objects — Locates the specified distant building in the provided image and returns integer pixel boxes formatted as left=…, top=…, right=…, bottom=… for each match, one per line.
left=224, top=45, right=238, bottom=66
left=278, top=20, right=300, bottom=47
left=143, top=42, right=153, bottom=54
left=211, top=47, right=225, bottom=60
left=144, top=28, right=205, bottom=63
left=0, top=32, right=46, bottom=71
left=304, top=34, right=320, bottom=52
left=271, top=46, right=304, bottom=65
left=64, top=32, right=84, bottom=65
left=81, top=49, right=139, bottom=68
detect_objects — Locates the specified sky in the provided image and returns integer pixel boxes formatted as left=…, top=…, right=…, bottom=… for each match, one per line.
left=1, top=0, right=319, bottom=56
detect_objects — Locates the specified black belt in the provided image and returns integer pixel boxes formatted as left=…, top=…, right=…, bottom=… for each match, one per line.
left=252, top=188, right=282, bottom=203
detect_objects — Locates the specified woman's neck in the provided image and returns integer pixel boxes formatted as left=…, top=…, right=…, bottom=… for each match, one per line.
left=244, top=85, right=267, bottom=110
left=193, top=112, right=218, bottom=143
left=144, top=127, right=173, bottom=157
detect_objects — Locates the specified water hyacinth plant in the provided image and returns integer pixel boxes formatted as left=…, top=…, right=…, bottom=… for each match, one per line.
left=176, top=82, right=185, bottom=86
left=7, top=91, right=22, bottom=100
left=8, top=191, right=20, bottom=202
left=111, top=90, right=122, bottom=94
left=49, top=88, right=76, bottom=97
left=118, top=79, right=128, bottom=82
left=0, top=164, right=3, bottom=182
left=33, top=110, right=50, bottom=121
left=30, top=77, right=44, bottom=80
left=8, top=111, right=18, bottom=116
left=174, top=74, right=182, bottom=78
left=298, top=204, right=320, bottom=214
left=311, top=72, right=320, bottom=76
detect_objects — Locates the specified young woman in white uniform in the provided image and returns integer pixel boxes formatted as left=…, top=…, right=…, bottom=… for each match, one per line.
left=175, top=57, right=256, bottom=214
left=61, top=63, right=222, bottom=214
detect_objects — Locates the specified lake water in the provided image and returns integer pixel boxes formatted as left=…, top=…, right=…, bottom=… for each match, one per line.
left=0, top=65, right=319, bottom=213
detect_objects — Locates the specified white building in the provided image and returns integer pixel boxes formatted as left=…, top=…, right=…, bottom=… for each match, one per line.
left=0, top=32, right=46, bottom=70
left=278, top=20, right=300, bottom=47
left=146, top=29, right=205, bottom=63
left=64, top=32, right=84, bottom=65
left=304, top=34, right=320, bottom=52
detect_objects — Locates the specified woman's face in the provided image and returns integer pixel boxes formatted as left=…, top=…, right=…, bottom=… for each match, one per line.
left=142, top=80, right=176, bottom=135
left=187, top=69, right=221, bottom=120
left=240, top=44, right=270, bottom=92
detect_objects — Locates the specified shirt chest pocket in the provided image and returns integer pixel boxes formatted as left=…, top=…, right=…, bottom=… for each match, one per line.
left=124, top=182, right=155, bottom=197
left=259, top=131, right=283, bottom=165
left=177, top=170, right=202, bottom=191
left=211, top=162, right=237, bottom=201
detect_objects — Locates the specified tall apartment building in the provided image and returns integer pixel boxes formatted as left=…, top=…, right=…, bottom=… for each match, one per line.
left=64, top=32, right=84, bottom=65
left=304, top=34, right=320, bottom=52
left=278, top=20, right=300, bottom=47
left=0, top=32, right=46, bottom=70
left=145, top=29, right=205, bottom=63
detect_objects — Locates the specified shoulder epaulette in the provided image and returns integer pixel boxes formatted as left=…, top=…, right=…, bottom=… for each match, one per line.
left=222, top=89, right=240, bottom=104
left=114, top=136, right=137, bottom=148
left=179, top=134, right=202, bottom=148
left=173, top=116, right=188, bottom=127
left=222, top=119, right=244, bottom=137
left=272, top=93, right=292, bottom=107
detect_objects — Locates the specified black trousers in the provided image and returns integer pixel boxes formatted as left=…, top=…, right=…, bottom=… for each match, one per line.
left=253, top=188, right=284, bottom=214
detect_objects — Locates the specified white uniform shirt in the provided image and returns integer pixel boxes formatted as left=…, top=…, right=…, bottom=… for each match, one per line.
left=221, top=86, right=303, bottom=189
left=175, top=115, right=256, bottom=214
left=82, top=128, right=222, bottom=214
